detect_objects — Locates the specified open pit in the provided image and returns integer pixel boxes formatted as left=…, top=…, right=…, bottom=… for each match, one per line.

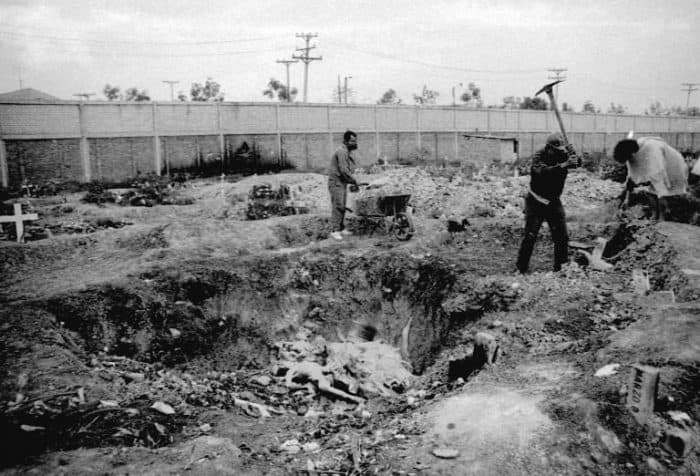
left=1, top=165, right=699, bottom=475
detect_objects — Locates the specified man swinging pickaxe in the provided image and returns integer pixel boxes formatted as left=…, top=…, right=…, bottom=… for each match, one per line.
left=535, top=80, right=581, bottom=166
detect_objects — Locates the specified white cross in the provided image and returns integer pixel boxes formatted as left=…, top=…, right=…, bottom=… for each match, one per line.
left=0, top=203, right=39, bottom=243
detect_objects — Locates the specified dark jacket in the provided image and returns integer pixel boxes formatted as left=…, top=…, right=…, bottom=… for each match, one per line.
left=529, top=147, right=569, bottom=202
left=328, top=144, right=357, bottom=185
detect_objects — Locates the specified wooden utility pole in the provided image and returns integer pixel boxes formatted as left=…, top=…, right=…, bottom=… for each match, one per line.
left=276, top=59, right=298, bottom=102
left=681, top=83, right=699, bottom=111
left=162, top=80, right=179, bottom=101
left=547, top=67, right=567, bottom=104
left=292, top=33, right=322, bottom=102
left=344, top=76, right=352, bottom=104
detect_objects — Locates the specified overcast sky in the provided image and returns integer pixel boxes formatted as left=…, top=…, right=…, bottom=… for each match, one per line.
left=0, top=0, right=698, bottom=113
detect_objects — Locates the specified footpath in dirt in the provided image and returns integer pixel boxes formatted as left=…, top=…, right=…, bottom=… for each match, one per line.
left=1, top=166, right=699, bottom=475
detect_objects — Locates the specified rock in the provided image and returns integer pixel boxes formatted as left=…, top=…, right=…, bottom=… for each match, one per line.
left=432, top=447, right=460, bottom=459
left=594, top=425, right=623, bottom=454
left=151, top=401, right=175, bottom=415
left=646, top=457, right=665, bottom=472
left=123, top=372, right=145, bottom=383
left=594, top=364, right=621, bottom=377
left=473, top=332, right=499, bottom=366
left=250, top=375, right=272, bottom=387
left=199, top=423, right=212, bottom=432
left=667, top=411, right=692, bottom=425
left=169, top=328, right=182, bottom=339
left=280, top=439, right=301, bottom=454
left=302, top=442, right=320, bottom=453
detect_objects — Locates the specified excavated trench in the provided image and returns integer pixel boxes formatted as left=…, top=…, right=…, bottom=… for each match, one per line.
left=2, top=246, right=513, bottom=465
left=1, top=214, right=696, bottom=468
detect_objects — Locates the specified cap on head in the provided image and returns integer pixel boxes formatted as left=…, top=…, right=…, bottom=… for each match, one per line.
left=546, top=132, right=566, bottom=151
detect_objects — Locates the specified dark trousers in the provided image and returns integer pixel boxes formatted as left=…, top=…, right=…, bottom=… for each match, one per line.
left=516, top=194, right=569, bottom=273
left=328, top=179, right=347, bottom=232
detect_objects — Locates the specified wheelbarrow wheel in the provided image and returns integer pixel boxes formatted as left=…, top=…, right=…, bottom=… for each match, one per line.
left=392, top=212, right=414, bottom=241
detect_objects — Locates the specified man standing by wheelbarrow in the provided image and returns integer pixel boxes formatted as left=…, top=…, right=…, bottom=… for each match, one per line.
left=328, top=130, right=360, bottom=241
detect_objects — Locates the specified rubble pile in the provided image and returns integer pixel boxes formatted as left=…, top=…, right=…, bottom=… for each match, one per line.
left=1, top=385, right=188, bottom=463
left=353, top=167, right=619, bottom=220
left=82, top=176, right=193, bottom=207
left=245, top=183, right=309, bottom=220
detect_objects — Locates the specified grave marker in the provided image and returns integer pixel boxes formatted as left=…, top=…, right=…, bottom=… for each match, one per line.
left=0, top=203, right=39, bottom=243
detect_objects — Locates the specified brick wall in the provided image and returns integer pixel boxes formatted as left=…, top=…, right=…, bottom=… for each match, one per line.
left=1, top=101, right=699, bottom=188
left=6, top=139, right=82, bottom=184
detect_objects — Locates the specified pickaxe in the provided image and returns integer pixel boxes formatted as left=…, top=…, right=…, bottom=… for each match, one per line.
left=536, top=80, right=580, bottom=164
left=536, top=79, right=568, bottom=139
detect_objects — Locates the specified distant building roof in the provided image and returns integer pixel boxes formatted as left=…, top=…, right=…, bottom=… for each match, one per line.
left=0, top=88, right=62, bottom=102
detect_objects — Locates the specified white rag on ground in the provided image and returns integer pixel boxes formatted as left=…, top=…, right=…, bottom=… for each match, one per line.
left=626, top=137, right=688, bottom=197
left=692, top=158, right=700, bottom=177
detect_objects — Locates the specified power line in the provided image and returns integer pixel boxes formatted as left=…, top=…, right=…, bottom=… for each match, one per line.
left=326, top=39, right=543, bottom=74
left=681, top=82, right=699, bottom=110
left=0, top=34, right=284, bottom=57
left=276, top=58, right=298, bottom=103
left=0, top=28, right=285, bottom=46
left=292, top=33, right=322, bottom=102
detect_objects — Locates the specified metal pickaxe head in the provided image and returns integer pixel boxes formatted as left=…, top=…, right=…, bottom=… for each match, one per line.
left=535, top=79, right=564, bottom=97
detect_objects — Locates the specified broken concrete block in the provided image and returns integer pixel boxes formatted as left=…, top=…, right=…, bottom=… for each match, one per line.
left=626, top=364, right=659, bottom=423
left=650, top=290, right=675, bottom=304
left=631, top=270, right=650, bottom=295
left=473, top=332, right=499, bottom=366
left=664, top=428, right=693, bottom=457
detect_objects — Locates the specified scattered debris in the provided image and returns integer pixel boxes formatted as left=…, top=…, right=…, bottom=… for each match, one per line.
left=245, top=183, right=308, bottom=220
left=151, top=401, right=175, bottom=415
left=664, top=428, right=693, bottom=457
left=431, top=447, right=460, bottom=459
left=594, top=364, right=621, bottom=377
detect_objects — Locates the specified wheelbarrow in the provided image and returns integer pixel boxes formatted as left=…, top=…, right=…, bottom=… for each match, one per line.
left=348, top=189, right=415, bottom=241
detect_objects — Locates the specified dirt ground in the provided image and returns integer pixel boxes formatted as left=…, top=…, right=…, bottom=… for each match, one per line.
left=1, top=165, right=699, bottom=475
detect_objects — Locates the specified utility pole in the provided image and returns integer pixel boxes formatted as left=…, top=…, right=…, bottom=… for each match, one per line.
left=547, top=67, right=567, bottom=103
left=452, top=82, right=463, bottom=106
left=681, top=82, right=699, bottom=111
left=73, top=93, right=95, bottom=101
left=292, top=33, right=322, bottom=103
left=344, top=76, right=352, bottom=104
left=18, top=64, right=23, bottom=89
left=276, top=59, right=298, bottom=102
left=337, top=76, right=342, bottom=103
left=162, top=80, right=179, bottom=101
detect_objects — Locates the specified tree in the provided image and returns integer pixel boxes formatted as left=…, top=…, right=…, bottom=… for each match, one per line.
left=413, top=85, right=439, bottom=105
left=520, top=96, right=548, bottom=110
left=124, top=87, right=150, bottom=101
left=607, top=103, right=626, bottom=114
left=177, top=91, right=188, bottom=102
left=501, top=96, right=522, bottom=109
left=103, top=84, right=121, bottom=101
left=262, top=78, right=297, bottom=102
left=377, top=89, right=402, bottom=105
left=460, top=82, right=482, bottom=107
left=191, top=77, right=224, bottom=102
left=562, top=102, right=574, bottom=112
left=582, top=100, right=599, bottom=113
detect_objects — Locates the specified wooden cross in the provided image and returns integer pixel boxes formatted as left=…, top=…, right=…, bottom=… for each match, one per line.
left=0, top=203, right=39, bottom=243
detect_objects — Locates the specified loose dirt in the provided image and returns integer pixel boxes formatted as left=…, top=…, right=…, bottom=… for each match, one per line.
left=1, top=166, right=698, bottom=475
